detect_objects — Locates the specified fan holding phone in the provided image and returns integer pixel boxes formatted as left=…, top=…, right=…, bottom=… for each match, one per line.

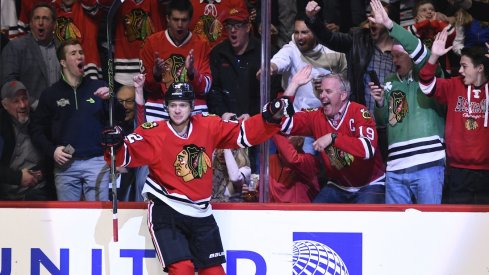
left=367, top=0, right=446, bottom=205
left=29, top=40, right=126, bottom=201
left=0, top=80, right=56, bottom=200
left=368, top=70, right=385, bottom=108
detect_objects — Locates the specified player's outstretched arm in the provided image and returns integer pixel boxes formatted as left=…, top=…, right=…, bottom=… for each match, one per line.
left=262, top=97, right=295, bottom=124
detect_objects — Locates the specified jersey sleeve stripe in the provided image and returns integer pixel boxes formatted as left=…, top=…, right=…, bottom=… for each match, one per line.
left=419, top=78, right=436, bottom=96
left=360, top=137, right=374, bottom=160
left=238, top=122, right=252, bottom=148
left=121, top=143, right=131, bottom=167
left=204, top=75, right=211, bottom=93
left=410, top=39, right=427, bottom=65
left=446, top=24, right=455, bottom=35
left=281, top=117, right=293, bottom=135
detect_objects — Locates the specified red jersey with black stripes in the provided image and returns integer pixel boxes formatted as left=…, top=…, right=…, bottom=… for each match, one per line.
left=282, top=101, right=385, bottom=189
left=140, top=30, right=212, bottom=106
left=54, top=0, right=101, bottom=79
left=107, top=114, right=279, bottom=217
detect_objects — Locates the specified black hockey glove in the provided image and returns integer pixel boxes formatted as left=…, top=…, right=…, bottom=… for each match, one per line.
left=262, top=97, right=295, bottom=124
left=101, top=125, right=124, bottom=151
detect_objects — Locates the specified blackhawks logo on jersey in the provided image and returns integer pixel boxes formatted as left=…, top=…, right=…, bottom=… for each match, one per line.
left=194, top=14, right=223, bottom=43
left=361, top=108, right=372, bottom=119
left=174, top=144, right=212, bottom=182
left=123, top=8, right=155, bottom=42
left=55, top=17, right=82, bottom=42
left=160, top=54, right=188, bottom=89
left=141, top=121, right=158, bottom=129
left=193, top=1, right=223, bottom=43
left=326, top=146, right=354, bottom=170
left=388, top=90, right=409, bottom=126
left=465, top=117, right=478, bottom=130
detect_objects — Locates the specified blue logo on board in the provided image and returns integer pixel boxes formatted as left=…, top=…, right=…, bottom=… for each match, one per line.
left=292, top=232, right=362, bottom=275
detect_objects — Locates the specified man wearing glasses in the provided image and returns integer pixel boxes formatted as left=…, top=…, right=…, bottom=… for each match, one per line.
left=116, top=86, right=136, bottom=127
left=208, top=4, right=281, bottom=172
left=208, top=5, right=264, bottom=121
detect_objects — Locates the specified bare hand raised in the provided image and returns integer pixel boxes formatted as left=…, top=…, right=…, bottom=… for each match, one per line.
left=153, top=52, right=165, bottom=81
left=283, top=65, right=313, bottom=97
left=368, top=0, right=393, bottom=30
left=291, top=65, right=313, bottom=87
left=305, top=1, right=321, bottom=21
left=133, top=74, right=145, bottom=105
left=185, top=49, right=196, bottom=79
left=431, top=29, right=453, bottom=58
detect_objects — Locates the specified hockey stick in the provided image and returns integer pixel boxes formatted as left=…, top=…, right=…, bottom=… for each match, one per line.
left=106, top=0, right=124, bottom=242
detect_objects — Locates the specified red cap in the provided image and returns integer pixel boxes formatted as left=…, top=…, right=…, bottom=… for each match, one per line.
left=223, top=6, right=249, bottom=22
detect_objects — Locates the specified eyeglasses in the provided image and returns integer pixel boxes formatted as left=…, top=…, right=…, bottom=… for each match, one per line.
left=118, top=99, right=135, bottom=105
left=224, top=22, right=247, bottom=31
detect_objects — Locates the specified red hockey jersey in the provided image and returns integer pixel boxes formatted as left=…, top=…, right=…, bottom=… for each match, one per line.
left=281, top=101, right=386, bottom=189
left=140, top=30, right=212, bottom=120
left=54, top=0, right=101, bottom=79
left=189, top=0, right=248, bottom=49
left=82, top=0, right=163, bottom=85
left=269, top=135, right=320, bottom=203
left=108, top=114, right=279, bottom=217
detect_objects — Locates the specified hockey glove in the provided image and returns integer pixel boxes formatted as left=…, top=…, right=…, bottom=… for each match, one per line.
left=101, top=125, right=124, bottom=151
left=262, top=97, right=295, bottom=124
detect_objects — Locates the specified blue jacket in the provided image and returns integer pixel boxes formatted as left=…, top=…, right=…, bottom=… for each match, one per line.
left=31, top=77, right=125, bottom=159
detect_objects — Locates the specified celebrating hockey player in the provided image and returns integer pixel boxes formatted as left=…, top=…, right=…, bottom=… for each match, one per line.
left=101, top=82, right=293, bottom=274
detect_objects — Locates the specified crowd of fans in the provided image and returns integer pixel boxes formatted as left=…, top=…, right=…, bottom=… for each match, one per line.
left=1, top=0, right=488, bottom=205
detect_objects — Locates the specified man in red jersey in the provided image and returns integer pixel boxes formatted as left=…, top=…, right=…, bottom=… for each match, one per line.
left=102, top=82, right=294, bottom=274
left=140, top=0, right=211, bottom=122
left=281, top=65, right=386, bottom=203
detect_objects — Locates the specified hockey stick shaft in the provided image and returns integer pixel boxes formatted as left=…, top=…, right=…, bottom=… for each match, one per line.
left=106, top=0, right=124, bottom=242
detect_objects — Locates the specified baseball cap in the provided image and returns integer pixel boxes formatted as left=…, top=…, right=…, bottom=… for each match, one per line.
left=223, top=6, right=249, bottom=22
left=1, top=81, right=28, bottom=100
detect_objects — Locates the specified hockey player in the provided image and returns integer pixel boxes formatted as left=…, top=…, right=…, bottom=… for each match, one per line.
left=101, top=82, right=293, bottom=274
